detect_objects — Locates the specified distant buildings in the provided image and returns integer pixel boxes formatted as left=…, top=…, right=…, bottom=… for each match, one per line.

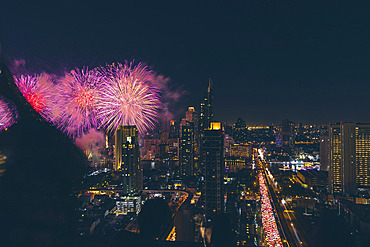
left=329, top=123, right=370, bottom=196
left=142, top=138, right=160, bottom=160
left=223, top=144, right=251, bottom=172
left=223, top=134, right=233, bottom=157
left=162, top=121, right=180, bottom=161
left=232, top=118, right=247, bottom=143
left=115, top=126, right=142, bottom=195
left=225, top=158, right=247, bottom=172
left=230, top=144, right=252, bottom=159
left=201, top=122, right=225, bottom=221
left=275, top=119, right=295, bottom=149
left=234, top=117, right=246, bottom=129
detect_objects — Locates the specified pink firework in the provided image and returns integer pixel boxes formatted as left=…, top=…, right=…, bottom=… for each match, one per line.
left=14, top=74, right=55, bottom=121
left=55, top=68, right=103, bottom=138
left=0, top=98, right=17, bottom=131
left=97, top=62, right=161, bottom=135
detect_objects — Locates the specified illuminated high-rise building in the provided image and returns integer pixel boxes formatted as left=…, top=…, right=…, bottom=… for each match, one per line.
left=329, top=124, right=342, bottom=194
left=185, top=106, right=199, bottom=156
left=201, top=122, right=224, bottom=221
left=199, top=78, right=214, bottom=132
left=180, top=121, right=194, bottom=177
left=355, top=124, right=370, bottom=189
left=115, top=126, right=142, bottom=195
left=329, top=123, right=370, bottom=196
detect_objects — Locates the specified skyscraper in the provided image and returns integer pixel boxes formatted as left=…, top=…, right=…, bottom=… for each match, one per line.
left=329, top=124, right=343, bottom=194
left=180, top=120, right=194, bottom=177
left=199, top=78, right=214, bottom=132
left=201, top=122, right=224, bottom=221
left=185, top=106, right=199, bottom=156
left=355, top=124, right=370, bottom=189
left=329, top=123, right=370, bottom=195
left=115, top=126, right=142, bottom=195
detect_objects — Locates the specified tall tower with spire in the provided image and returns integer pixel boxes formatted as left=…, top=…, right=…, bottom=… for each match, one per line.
left=199, top=78, right=214, bottom=132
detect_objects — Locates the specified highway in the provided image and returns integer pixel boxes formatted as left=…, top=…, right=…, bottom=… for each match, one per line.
left=263, top=166, right=302, bottom=247
left=256, top=150, right=307, bottom=247
left=258, top=170, right=283, bottom=246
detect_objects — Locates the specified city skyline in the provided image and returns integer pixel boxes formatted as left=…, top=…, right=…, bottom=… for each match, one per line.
left=1, top=58, right=369, bottom=246
left=2, top=1, right=370, bottom=247
left=1, top=1, right=369, bottom=125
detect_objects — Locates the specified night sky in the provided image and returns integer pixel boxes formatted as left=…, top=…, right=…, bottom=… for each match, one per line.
left=1, top=0, right=369, bottom=125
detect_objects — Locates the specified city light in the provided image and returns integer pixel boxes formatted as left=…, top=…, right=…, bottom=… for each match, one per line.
left=1, top=2, right=368, bottom=247
left=259, top=172, right=283, bottom=247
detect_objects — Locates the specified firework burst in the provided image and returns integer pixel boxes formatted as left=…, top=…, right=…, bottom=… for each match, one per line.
left=0, top=97, right=17, bottom=131
left=97, top=62, right=161, bottom=135
left=55, top=68, right=103, bottom=138
left=14, top=74, right=55, bottom=121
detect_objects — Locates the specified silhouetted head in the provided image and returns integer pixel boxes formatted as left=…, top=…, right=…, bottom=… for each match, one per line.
left=138, top=198, right=171, bottom=240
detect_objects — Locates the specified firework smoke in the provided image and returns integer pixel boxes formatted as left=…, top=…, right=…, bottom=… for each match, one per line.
left=14, top=74, right=55, bottom=121
left=0, top=97, right=17, bottom=131
left=55, top=68, right=103, bottom=137
left=97, top=62, right=161, bottom=135
left=75, top=129, right=105, bottom=151
left=75, top=129, right=106, bottom=168
left=153, top=74, right=186, bottom=130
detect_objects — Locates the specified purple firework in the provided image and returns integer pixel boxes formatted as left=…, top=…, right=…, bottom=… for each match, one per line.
left=14, top=74, right=55, bottom=121
left=0, top=98, right=17, bottom=131
left=55, top=68, right=103, bottom=138
left=97, top=62, right=161, bottom=135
